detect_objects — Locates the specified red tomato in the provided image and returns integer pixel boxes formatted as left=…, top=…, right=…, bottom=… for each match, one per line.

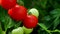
left=1, top=0, right=16, bottom=10
left=8, top=5, right=27, bottom=21
left=23, top=15, right=38, bottom=29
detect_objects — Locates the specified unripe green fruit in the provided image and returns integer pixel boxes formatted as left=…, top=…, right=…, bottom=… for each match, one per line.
left=28, top=8, right=39, bottom=18
left=23, top=26, right=33, bottom=34
left=12, top=27, right=24, bottom=34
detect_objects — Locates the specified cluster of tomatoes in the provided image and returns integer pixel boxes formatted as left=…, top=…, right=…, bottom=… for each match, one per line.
left=0, top=0, right=39, bottom=34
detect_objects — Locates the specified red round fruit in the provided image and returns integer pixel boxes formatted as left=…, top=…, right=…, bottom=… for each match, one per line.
left=1, top=0, right=16, bottom=10
left=8, top=5, right=27, bottom=21
left=0, top=0, right=1, bottom=5
left=23, top=15, right=38, bottom=29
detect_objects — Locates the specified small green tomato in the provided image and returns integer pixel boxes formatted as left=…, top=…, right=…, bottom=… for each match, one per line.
left=23, top=26, right=33, bottom=34
left=28, top=8, right=39, bottom=18
left=12, top=27, right=24, bottom=34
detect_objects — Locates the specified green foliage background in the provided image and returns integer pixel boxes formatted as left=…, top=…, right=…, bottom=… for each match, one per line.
left=0, top=0, right=60, bottom=34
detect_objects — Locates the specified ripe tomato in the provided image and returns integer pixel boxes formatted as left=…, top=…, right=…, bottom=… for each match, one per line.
left=23, top=15, right=38, bottom=28
left=8, top=4, right=27, bottom=21
left=1, top=0, right=16, bottom=10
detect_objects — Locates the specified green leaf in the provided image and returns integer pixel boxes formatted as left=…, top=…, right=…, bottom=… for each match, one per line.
left=53, top=17, right=60, bottom=29
left=40, top=0, right=48, bottom=8
left=38, top=23, right=51, bottom=34
left=49, top=0, right=60, bottom=8
left=17, top=0, right=24, bottom=6
left=22, top=0, right=32, bottom=8
left=44, top=15, right=51, bottom=21
left=50, top=9, right=60, bottom=18
left=50, top=9, right=60, bottom=29
left=0, top=23, right=6, bottom=34
left=0, top=30, right=6, bottom=34
left=39, top=15, right=53, bottom=29
left=38, top=23, right=47, bottom=29
left=0, top=7, right=15, bottom=31
left=14, top=22, right=22, bottom=28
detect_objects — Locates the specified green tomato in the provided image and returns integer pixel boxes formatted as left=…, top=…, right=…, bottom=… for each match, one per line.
left=23, top=26, right=33, bottom=34
left=28, top=8, right=39, bottom=18
left=12, top=27, right=24, bottom=34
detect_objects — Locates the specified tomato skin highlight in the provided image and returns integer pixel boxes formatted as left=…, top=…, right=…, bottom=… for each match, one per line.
left=1, top=0, right=17, bottom=10
left=8, top=5, right=27, bottom=21
left=23, top=15, right=38, bottom=29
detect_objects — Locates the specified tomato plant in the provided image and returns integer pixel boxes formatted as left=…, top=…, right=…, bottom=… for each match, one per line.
left=0, top=0, right=60, bottom=34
